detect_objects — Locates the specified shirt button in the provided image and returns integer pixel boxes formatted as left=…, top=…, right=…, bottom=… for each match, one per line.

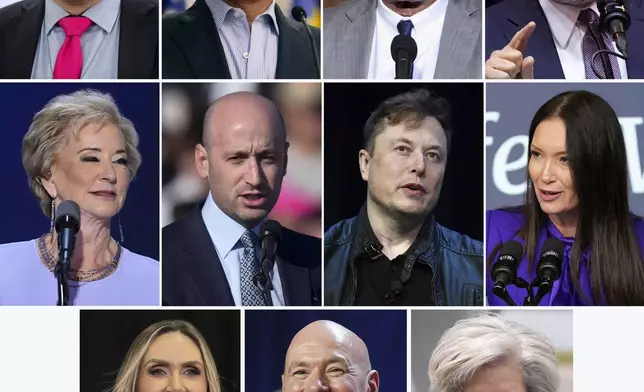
left=242, top=52, right=249, bottom=59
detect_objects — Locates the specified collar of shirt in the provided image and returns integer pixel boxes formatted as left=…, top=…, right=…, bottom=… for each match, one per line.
left=44, top=0, right=121, bottom=35
left=206, top=0, right=279, bottom=35
left=376, top=0, right=447, bottom=36
left=201, top=192, right=265, bottom=259
left=539, top=0, right=599, bottom=48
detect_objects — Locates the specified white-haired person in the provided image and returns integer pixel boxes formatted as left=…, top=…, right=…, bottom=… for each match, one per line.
left=0, top=89, right=158, bottom=305
left=428, top=313, right=560, bottom=392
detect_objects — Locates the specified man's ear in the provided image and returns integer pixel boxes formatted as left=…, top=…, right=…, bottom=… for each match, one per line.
left=358, top=149, right=371, bottom=182
left=366, top=369, right=380, bottom=392
left=194, top=143, right=210, bottom=179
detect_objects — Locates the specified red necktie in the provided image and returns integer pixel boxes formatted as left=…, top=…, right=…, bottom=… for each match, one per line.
left=53, top=16, right=92, bottom=79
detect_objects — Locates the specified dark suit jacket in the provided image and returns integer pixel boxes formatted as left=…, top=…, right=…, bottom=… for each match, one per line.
left=162, top=0, right=320, bottom=79
left=162, top=207, right=322, bottom=306
left=486, top=0, right=644, bottom=79
left=0, top=0, right=158, bottom=79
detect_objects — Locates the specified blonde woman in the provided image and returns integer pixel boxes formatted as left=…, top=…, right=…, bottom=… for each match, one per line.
left=112, top=320, right=222, bottom=392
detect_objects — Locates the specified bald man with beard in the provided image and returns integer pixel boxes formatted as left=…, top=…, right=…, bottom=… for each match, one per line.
left=282, top=320, right=380, bottom=392
left=162, top=91, right=321, bottom=306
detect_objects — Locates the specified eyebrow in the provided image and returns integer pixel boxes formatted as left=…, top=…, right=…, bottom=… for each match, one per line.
left=78, top=147, right=127, bottom=154
left=143, top=359, right=204, bottom=367
left=529, top=144, right=567, bottom=155
left=392, top=137, right=444, bottom=151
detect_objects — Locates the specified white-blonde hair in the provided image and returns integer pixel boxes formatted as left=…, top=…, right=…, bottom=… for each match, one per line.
left=428, top=313, right=560, bottom=392
left=111, top=320, right=222, bottom=392
left=21, top=89, right=142, bottom=217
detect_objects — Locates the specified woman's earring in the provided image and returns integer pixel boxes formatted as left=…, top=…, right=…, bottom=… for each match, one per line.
left=49, top=199, right=55, bottom=234
left=118, top=213, right=125, bottom=245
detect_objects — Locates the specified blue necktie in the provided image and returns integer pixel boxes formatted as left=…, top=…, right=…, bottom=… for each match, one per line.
left=397, top=19, right=415, bottom=76
left=239, top=231, right=266, bottom=306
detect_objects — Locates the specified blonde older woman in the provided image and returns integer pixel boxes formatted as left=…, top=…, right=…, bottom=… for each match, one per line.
left=428, top=313, right=560, bottom=392
left=0, top=89, right=158, bottom=305
left=113, top=320, right=222, bottom=392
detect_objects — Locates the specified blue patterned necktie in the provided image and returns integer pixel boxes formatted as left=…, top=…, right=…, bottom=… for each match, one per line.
left=397, top=19, right=415, bottom=76
left=239, top=231, right=266, bottom=306
left=578, top=9, right=621, bottom=79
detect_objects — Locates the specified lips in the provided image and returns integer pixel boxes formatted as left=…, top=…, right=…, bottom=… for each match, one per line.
left=538, top=189, right=562, bottom=202
left=90, top=190, right=116, bottom=197
left=240, top=192, right=267, bottom=207
left=402, top=183, right=427, bottom=193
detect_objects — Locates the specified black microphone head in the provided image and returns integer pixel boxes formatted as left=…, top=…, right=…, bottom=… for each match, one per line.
left=538, top=237, right=564, bottom=282
left=491, top=240, right=523, bottom=283
left=598, top=0, right=631, bottom=29
left=291, top=5, right=307, bottom=22
left=390, top=34, right=418, bottom=62
left=55, top=200, right=80, bottom=232
left=260, top=220, right=282, bottom=242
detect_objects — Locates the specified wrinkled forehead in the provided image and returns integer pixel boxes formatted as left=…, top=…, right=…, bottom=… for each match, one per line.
left=285, top=327, right=368, bottom=370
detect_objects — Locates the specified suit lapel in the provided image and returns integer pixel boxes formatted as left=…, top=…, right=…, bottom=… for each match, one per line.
left=118, top=0, right=158, bottom=78
left=276, top=256, right=312, bottom=306
left=275, top=5, right=317, bottom=79
left=625, top=2, right=644, bottom=78
left=180, top=209, right=235, bottom=306
left=4, top=0, right=43, bottom=78
left=169, top=0, right=231, bottom=78
left=435, top=0, right=481, bottom=78
left=505, top=0, right=564, bottom=78
left=334, top=0, right=375, bottom=78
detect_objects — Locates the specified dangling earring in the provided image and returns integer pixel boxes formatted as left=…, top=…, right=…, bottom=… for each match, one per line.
left=49, top=199, right=55, bottom=234
left=118, top=213, right=124, bottom=245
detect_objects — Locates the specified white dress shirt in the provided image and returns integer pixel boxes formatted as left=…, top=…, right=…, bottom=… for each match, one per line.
left=539, top=0, right=628, bottom=79
left=201, top=193, right=285, bottom=306
left=368, top=0, right=448, bottom=79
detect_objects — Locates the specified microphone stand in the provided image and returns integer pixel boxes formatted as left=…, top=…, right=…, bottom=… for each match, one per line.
left=55, top=246, right=70, bottom=306
left=254, top=256, right=275, bottom=306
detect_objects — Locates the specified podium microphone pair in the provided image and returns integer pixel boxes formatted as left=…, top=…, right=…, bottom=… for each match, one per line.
left=491, top=237, right=564, bottom=306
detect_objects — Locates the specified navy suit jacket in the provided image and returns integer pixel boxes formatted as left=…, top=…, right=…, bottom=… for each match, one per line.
left=162, top=0, right=320, bottom=79
left=486, top=0, right=644, bottom=78
left=162, top=207, right=322, bottom=306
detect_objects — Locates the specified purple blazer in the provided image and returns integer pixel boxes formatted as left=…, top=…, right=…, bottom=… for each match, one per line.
left=486, top=209, right=644, bottom=306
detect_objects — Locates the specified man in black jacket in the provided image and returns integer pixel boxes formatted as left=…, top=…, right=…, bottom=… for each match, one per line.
left=163, top=91, right=321, bottom=306
left=162, top=0, right=320, bottom=79
left=0, top=0, right=157, bottom=79
left=325, top=89, right=483, bottom=306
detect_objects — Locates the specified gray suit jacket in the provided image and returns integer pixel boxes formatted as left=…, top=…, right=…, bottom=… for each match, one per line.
left=323, top=0, right=482, bottom=79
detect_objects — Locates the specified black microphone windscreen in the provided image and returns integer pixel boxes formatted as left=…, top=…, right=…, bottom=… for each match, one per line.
left=260, top=220, right=282, bottom=241
left=390, top=34, right=418, bottom=62
left=56, top=200, right=80, bottom=223
left=541, top=237, right=564, bottom=258
left=500, top=240, right=523, bottom=261
left=291, top=5, right=307, bottom=21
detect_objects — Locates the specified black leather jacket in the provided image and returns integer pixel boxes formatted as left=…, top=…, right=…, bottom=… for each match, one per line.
left=324, top=216, right=483, bottom=306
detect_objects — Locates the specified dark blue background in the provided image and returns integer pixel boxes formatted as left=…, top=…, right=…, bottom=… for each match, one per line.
left=0, top=83, right=159, bottom=260
left=245, top=310, right=407, bottom=392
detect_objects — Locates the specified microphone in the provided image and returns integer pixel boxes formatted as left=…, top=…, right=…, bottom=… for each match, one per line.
left=491, top=240, right=523, bottom=305
left=598, top=0, right=631, bottom=57
left=391, top=35, right=417, bottom=79
left=291, top=6, right=321, bottom=78
left=536, top=237, right=564, bottom=292
left=54, top=200, right=80, bottom=306
left=255, top=220, right=282, bottom=297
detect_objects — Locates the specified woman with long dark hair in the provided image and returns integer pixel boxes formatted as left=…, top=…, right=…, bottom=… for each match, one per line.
left=487, top=90, right=644, bottom=306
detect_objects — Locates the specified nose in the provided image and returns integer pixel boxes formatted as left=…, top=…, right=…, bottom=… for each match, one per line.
left=165, top=374, right=186, bottom=392
left=244, top=157, right=263, bottom=187
left=304, top=372, right=330, bottom=392
left=539, top=159, right=555, bottom=184
left=410, top=151, right=426, bottom=177
left=100, top=161, right=117, bottom=184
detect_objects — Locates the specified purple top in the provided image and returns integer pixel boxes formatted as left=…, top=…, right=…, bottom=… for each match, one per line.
left=0, top=239, right=159, bottom=305
left=486, top=209, right=644, bottom=306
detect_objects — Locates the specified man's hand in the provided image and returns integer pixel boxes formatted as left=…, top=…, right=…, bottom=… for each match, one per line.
left=485, top=22, right=536, bottom=79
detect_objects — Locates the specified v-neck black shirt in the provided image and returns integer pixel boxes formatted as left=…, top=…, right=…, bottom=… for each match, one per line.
left=352, top=206, right=436, bottom=306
